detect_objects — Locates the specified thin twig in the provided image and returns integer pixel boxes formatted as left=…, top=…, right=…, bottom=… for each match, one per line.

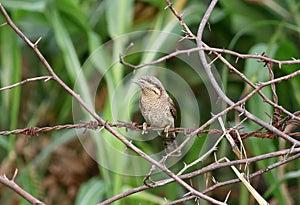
left=203, top=152, right=300, bottom=194
left=0, top=170, right=45, bottom=205
left=176, top=130, right=223, bottom=176
left=98, top=147, right=300, bottom=204
left=164, top=0, right=195, bottom=39
left=120, top=46, right=300, bottom=71
left=0, top=76, right=52, bottom=91
left=169, top=152, right=300, bottom=204
left=195, top=0, right=300, bottom=146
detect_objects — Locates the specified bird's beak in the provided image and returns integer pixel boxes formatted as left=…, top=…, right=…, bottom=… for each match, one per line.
left=132, top=78, right=139, bottom=84
left=132, top=78, right=143, bottom=88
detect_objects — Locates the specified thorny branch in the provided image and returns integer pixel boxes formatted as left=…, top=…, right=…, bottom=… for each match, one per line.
left=120, top=46, right=300, bottom=70
left=173, top=152, right=300, bottom=204
left=195, top=0, right=300, bottom=148
left=0, top=76, right=52, bottom=91
left=0, top=169, right=45, bottom=205
left=99, top=148, right=300, bottom=205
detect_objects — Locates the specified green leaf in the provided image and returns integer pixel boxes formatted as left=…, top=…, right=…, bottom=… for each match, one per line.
left=245, top=43, right=275, bottom=126
left=0, top=16, right=22, bottom=151
left=46, top=6, right=93, bottom=108
left=220, top=0, right=267, bottom=34
left=2, top=0, right=46, bottom=11
left=275, top=41, right=299, bottom=72
left=75, top=178, right=105, bottom=205
left=54, top=0, right=89, bottom=31
left=106, top=0, right=134, bottom=37
left=122, top=185, right=166, bottom=204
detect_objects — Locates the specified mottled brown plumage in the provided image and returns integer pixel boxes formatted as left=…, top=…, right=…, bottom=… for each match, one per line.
left=133, top=75, right=181, bottom=156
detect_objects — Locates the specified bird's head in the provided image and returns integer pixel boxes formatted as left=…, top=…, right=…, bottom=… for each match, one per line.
left=132, top=75, right=165, bottom=97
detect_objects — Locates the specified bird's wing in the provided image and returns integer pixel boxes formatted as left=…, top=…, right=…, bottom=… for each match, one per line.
left=168, top=97, right=177, bottom=121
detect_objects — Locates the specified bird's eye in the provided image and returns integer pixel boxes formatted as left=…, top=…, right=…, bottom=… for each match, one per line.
left=152, top=87, right=161, bottom=95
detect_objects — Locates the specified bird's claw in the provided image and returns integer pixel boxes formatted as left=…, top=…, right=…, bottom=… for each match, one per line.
left=164, top=125, right=170, bottom=138
left=142, top=122, right=148, bottom=135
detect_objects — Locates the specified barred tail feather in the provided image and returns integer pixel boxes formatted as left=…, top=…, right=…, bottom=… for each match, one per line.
left=163, top=136, right=181, bottom=157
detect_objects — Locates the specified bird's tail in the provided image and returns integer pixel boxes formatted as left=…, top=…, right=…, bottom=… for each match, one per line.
left=162, top=134, right=181, bottom=157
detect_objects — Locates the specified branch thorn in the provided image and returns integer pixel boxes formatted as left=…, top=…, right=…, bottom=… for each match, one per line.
left=34, top=37, right=42, bottom=48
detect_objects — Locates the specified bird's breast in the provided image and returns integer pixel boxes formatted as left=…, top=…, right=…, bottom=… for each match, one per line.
left=139, top=96, right=174, bottom=128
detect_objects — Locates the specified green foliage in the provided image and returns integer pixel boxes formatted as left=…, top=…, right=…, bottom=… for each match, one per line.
left=75, top=177, right=105, bottom=205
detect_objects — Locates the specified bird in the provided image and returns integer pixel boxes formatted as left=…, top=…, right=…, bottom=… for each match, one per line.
left=132, top=75, right=181, bottom=157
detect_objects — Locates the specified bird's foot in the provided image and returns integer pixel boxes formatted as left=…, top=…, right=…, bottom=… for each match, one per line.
left=164, top=125, right=170, bottom=138
left=142, top=122, right=148, bottom=135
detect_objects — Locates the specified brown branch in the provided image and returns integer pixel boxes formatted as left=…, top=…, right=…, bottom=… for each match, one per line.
left=210, top=49, right=300, bottom=125
left=166, top=152, right=300, bottom=204
left=183, top=68, right=300, bottom=147
left=120, top=46, right=300, bottom=71
left=194, top=0, right=300, bottom=146
left=0, top=76, right=52, bottom=91
left=203, top=152, right=300, bottom=193
left=266, top=62, right=281, bottom=125
left=98, top=147, right=300, bottom=204
left=164, top=195, right=196, bottom=205
left=0, top=170, right=45, bottom=205
left=204, top=47, right=300, bottom=68
left=164, top=0, right=195, bottom=39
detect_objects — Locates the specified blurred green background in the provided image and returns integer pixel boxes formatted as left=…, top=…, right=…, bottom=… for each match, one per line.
left=0, top=0, right=300, bottom=204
